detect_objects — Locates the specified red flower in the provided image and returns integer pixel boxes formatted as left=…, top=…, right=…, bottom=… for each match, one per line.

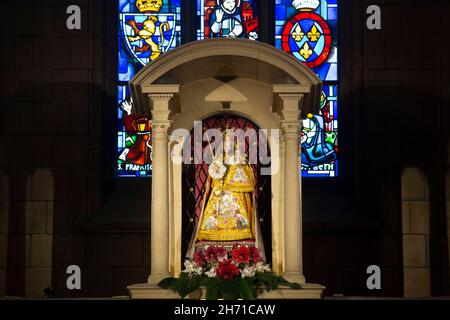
left=217, top=260, right=240, bottom=280
left=249, top=246, right=261, bottom=263
left=205, top=246, right=228, bottom=263
left=194, top=249, right=205, bottom=267
left=231, top=246, right=250, bottom=264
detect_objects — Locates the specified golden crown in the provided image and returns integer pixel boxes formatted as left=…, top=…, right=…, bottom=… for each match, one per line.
left=292, top=0, right=320, bottom=11
left=135, top=0, right=162, bottom=13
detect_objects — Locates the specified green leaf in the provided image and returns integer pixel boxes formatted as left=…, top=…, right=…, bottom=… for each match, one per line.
left=274, top=275, right=289, bottom=284
left=158, top=277, right=177, bottom=290
left=238, top=278, right=254, bottom=300
left=174, top=275, right=191, bottom=298
left=205, top=278, right=220, bottom=300
left=186, top=275, right=201, bottom=295
left=220, top=279, right=240, bottom=300
left=200, top=276, right=208, bottom=287
left=256, top=272, right=277, bottom=290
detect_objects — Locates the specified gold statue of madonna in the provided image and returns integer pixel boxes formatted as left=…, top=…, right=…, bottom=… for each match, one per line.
left=186, top=129, right=265, bottom=259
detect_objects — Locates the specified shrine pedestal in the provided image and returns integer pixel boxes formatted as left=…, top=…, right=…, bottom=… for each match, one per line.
left=258, top=283, right=325, bottom=299
left=127, top=283, right=325, bottom=300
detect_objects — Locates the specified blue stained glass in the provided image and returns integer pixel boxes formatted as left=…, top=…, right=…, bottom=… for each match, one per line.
left=328, top=7, right=337, bottom=20
left=276, top=5, right=287, bottom=20
left=117, top=0, right=181, bottom=178
left=313, top=63, right=331, bottom=81
left=275, top=25, right=284, bottom=34
left=320, top=0, right=327, bottom=18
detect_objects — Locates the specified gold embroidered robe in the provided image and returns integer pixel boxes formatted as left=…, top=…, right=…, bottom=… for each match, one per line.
left=196, top=163, right=255, bottom=241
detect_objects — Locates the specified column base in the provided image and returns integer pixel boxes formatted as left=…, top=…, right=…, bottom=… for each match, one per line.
left=283, top=272, right=306, bottom=284
left=148, top=273, right=171, bottom=285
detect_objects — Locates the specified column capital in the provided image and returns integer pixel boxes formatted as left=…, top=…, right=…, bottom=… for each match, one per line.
left=148, top=93, right=175, bottom=101
left=277, top=93, right=304, bottom=102
left=281, top=121, right=301, bottom=138
left=152, top=121, right=172, bottom=135
left=149, top=93, right=174, bottom=122
left=276, top=93, right=304, bottom=122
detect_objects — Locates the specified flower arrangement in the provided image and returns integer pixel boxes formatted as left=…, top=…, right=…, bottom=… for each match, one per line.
left=158, top=245, right=301, bottom=300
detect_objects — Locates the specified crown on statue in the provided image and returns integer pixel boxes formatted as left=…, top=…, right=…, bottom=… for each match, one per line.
left=135, top=0, right=162, bottom=13
left=292, top=0, right=320, bottom=11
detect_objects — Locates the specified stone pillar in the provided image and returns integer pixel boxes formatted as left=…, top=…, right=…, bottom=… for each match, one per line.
left=401, top=167, right=430, bottom=298
left=279, top=93, right=305, bottom=284
left=148, top=94, right=173, bottom=285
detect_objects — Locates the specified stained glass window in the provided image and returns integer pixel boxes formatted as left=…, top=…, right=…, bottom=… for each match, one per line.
left=197, top=0, right=260, bottom=40
left=117, top=0, right=181, bottom=177
left=301, top=85, right=338, bottom=177
left=275, top=0, right=339, bottom=177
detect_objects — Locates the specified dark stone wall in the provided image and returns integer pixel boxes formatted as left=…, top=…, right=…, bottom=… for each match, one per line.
left=302, top=0, right=449, bottom=297
left=0, top=0, right=448, bottom=297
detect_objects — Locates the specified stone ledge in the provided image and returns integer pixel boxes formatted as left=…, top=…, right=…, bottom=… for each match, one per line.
left=127, top=283, right=325, bottom=300
left=258, top=283, right=325, bottom=299
left=127, top=283, right=180, bottom=299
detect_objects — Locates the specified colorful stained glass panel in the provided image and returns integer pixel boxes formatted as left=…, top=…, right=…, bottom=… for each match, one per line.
left=117, top=0, right=181, bottom=177
left=197, top=0, right=260, bottom=40
left=301, top=85, right=338, bottom=177
left=276, top=0, right=339, bottom=178
left=275, top=0, right=338, bottom=82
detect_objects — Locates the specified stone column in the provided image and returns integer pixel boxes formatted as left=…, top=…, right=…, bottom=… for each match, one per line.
left=27, top=169, right=54, bottom=298
left=148, top=94, right=173, bottom=285
left=401, top=167, right=430, bottom=297
left=279, top=93, right=305, bottom=284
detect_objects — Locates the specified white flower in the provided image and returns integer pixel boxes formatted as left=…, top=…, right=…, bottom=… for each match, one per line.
left=255, top=261, right=271, bottom=273
left=240, top=265, right=256, bottom=278
left=193, top=267, right=203, bottom=275
left=205, top=267, right=217, bottom=278
left=182, top=260, right=203, bottom=276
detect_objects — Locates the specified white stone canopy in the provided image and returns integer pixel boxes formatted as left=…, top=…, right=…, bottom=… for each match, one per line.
left=127, top=39, right=325, bottom=299
left=130, top=38, right=322, bottom=115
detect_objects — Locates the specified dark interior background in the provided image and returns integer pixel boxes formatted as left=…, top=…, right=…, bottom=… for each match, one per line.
left=0, top=0, right=449, bottom=297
